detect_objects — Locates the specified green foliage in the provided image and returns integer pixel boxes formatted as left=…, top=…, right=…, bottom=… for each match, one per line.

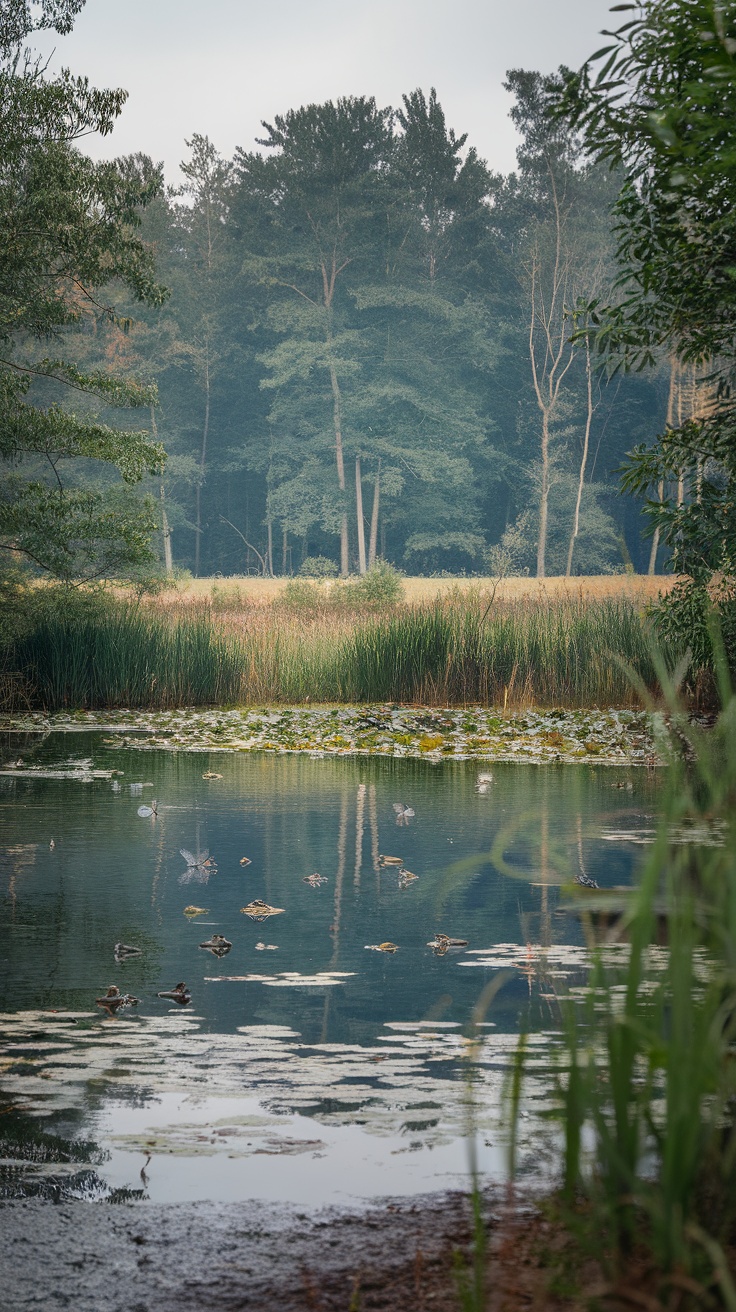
left=343, top=560, right=404, bottom=606
left=0, top=3, right=168, bottom=581
left=535, top=680, right=736, bottom=1287
left=556, top=1, right=736, bottom=580
left=649, top=578, right=736, bottom=680
left=297, top=556, right=339, bottom=579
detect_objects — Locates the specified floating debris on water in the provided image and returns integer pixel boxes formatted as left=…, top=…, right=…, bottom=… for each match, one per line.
left=137, top=799, right=158, bottom=818
left=428, top=934, right=468, bottom=956
left=183, top=905, right=208, bottom=917
left=397, top=868, right=419, bottom=888
left=179, top=849, right=216, bottom=884
left=254, top=942, right=278, bottom=951
left=302, top=873, right=328, bottom=887
left=202, top=771, right=223, bottom=780
left=198, top=934, right=232, bottom=958
left=205, top=971, right=354, bottom=987
left=239, top=857, right=252, bottom=867
left=575, top=872, right=600, bottom=889
left=365, top=942, right=398, bottom=953
left=113, top=943, right=142, bottom=962
left=378, top=854, right=403, bottom=866
left=393, top=803, right=415, bottom=826
left=240, top=900, right=286, bottom=922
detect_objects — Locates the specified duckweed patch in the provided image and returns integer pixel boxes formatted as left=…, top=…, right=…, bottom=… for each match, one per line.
left=1, top=705, right=661, bottom=766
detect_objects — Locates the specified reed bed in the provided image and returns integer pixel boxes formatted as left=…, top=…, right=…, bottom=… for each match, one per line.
left=6, top=589, right=660, bottom=710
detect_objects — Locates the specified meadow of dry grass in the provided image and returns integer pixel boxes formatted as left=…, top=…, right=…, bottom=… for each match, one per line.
left=151, top=573, right=676, bottom=608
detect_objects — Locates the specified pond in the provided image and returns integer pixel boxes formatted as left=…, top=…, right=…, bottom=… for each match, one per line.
left=0, top=732, right=662, bottom=1206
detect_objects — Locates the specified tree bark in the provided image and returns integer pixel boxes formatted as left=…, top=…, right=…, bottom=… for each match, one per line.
left=267, top=518, right=274, bottom=577
left=368, top=459, right=381, bottom=568
left=194, top=343, right=210, bottom=578
left=566, top=331, right=594, bottom=577
left=149, top=406, right=173, bottom=576
left=355, top=456, right=367, bottom=574
left=536, top=412, right=550, bottom=578
left=328, top=350, right=349, bottom=576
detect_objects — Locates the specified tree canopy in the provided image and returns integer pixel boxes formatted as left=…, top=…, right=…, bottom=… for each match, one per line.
left=0, top=0, right=167, bottom=580
left=556, top=0, right=736, bottom=580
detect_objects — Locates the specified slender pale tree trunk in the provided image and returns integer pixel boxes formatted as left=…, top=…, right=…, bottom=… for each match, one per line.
left=537, top=411, right=551, bottom=579
left=160, top=482, right=173, bottom=576
left=194, top=343, right=210, bottom=578
left=267, top=519, right=274, bottom=577
left=566, top=332, right=594, bottom=577
left=282, top=528, right=288, bottom=575
left=355, top=456, right=367, bottom=574
left=328, top=348, right=349, bottom=576
left=149, top=406, right=173, bottom=575
left=368, top=459, right=381, bottom=568
left=525, top=173, right=575, bottom=579
left=650, top=359, right=679, bottom=574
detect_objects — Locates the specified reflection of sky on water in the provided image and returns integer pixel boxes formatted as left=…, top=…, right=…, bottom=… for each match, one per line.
left=0, top=733, right=664, bottom=1202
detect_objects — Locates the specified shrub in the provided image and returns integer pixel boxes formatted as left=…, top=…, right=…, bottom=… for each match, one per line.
left=297, top=555, right=338, bottom=579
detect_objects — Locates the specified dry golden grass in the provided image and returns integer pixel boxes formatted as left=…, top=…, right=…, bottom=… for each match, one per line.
left=150, top=573, right=678, bottom=607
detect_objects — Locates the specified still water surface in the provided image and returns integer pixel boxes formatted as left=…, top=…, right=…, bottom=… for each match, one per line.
left=0, top=733, right=661, bottom=1205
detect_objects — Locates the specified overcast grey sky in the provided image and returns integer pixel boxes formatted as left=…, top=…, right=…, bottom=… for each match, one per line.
left=37, top=0, right=615, bottom=183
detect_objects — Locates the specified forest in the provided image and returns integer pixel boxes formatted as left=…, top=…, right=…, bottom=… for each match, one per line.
left=2, top=65, right=685, bottom=583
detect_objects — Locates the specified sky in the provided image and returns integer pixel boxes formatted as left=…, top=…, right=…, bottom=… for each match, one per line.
left=36, top=0, right=615, bottom=184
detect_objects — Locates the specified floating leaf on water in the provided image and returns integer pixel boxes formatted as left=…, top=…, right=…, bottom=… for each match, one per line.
left=378, top=855, right=403, bottom=866
left=365, top=942, right=398, bottom=953
left=113, top=943, right=142, bottom=962
left=240, top=900, right=285, bottom=921
left=183, top=906, right=208, bottom=917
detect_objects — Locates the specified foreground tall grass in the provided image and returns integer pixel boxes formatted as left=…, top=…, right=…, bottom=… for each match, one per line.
left=5, top=587, right=658, bottom=710
left=510, top=656, right=736, bottom=1302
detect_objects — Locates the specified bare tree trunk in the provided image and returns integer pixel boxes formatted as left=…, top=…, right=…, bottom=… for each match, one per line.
left=368, top=458, right=381, bottom=568
left=566, top=332, right=594, bottom=577
left=649, top=359, right=678, bottom=575
left=282, top=528, right=288, bottom=575
left=537, top=412, right=550, bottom=579
left=328, top=354, right=350, bottom=576
left=160, top=481, right=173, bottom=576
left=194, top=345, right=210, bottom=578
left=149, top=406, right=173, bottom=576
left=267, top=519, right=274, bottom=577
left=525, top=177, right=575, bottom=580
left=648, top=481, right=664, bottom=575
left=355, top=456, right=367, bottom=574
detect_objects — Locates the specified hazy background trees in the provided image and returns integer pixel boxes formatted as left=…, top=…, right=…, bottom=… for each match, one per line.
left=2, top=7, right=674, bottom=581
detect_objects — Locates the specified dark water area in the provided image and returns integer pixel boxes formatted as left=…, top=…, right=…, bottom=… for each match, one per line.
left=0, top=733, right=662, bottom=1205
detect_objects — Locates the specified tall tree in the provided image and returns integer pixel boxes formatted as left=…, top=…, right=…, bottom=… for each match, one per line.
left=0, top=0, right=168, bottom=581
left=557, top=0, right=736, bottom=580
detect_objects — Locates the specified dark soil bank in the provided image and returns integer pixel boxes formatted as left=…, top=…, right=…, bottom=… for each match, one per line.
left=0, top=1192, right=476, bottom=1312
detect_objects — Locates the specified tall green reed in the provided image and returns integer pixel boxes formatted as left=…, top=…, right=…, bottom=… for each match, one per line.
left=7, top=588, right=659, bottom=710
left=525, top=647, right=736, bottom=1295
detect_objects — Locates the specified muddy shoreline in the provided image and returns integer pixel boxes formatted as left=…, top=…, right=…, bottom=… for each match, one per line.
left=0, top=1189, right=485, bottom=1311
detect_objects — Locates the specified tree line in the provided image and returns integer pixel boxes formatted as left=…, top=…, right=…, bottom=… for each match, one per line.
left=2, top=0, right=732, bottom=589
